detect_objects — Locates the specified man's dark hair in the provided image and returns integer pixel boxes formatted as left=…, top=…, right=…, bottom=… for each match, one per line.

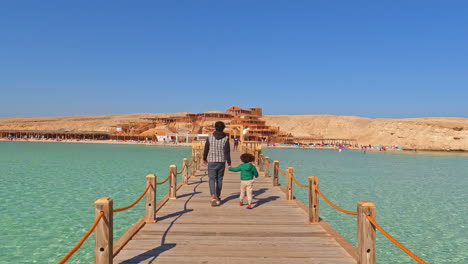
left=240, top=153, right=255, bottom=163
left=215, top=121, right=225, bottom=132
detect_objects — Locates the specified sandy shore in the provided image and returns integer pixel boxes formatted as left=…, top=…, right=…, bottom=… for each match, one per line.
left=1, top=112, right=467, bottom=151
left=0, top=138, right=192, bottom=147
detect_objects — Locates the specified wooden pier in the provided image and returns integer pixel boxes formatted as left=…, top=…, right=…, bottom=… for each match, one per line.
left=58, top=141, right=427, bottom=264
left=113, top=152, right=356, bottom=264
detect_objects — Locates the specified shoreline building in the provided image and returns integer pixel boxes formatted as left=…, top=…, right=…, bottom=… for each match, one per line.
left=109, top=106, right=293, bottom=143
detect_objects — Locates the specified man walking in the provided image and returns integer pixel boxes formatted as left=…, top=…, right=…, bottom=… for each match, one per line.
left=203, top=121, right=231, bottom=206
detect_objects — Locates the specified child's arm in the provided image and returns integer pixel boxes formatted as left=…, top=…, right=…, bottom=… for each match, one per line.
left=252, top=165, right=259, bottom=177
left=228, top=165, right=241, bottom=172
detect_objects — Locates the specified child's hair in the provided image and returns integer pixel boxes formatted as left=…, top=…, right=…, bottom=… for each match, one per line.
left=240, top=153, right=255, bottom=163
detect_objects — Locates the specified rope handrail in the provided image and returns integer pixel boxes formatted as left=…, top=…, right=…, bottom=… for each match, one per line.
left=188, top=158, right=194, bottom=167
left=113, top=183, right=152, bottom=212
left=314, top=184, right=357, bottom=215
left=276, top=165, right=287, bottom=176
left=367, top=216, right=428, bottom=264
left=291, top=173, right=309, bottom=188
left=176, top=164, right=187, bottom=175
left=155, top=173, right=171, bottom=185
left=57, top=211, right=105, bottom=264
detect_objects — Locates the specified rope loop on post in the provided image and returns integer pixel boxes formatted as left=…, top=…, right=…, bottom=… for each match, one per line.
left=113, top=183, right=152, bottom=212
left=314, top=184, right=357, bottom=215
left=57, top=211, right=105, bottom=264
left=366, top=216, right=428, bottom=264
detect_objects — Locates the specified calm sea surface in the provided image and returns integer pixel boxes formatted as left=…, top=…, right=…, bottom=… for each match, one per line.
left=0, top=142, right=190, bottom=264
left=1, top=143, right=467, bottom=263
left=263, top=148, right=468, bottom=264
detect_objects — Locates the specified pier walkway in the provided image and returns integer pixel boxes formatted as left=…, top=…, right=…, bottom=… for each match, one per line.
left=113, top=152, right=356, bottom=264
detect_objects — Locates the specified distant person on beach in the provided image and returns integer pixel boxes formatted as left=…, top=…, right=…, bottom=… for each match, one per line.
left=233, top=137, right=239, bottom=151
left=203, top=121, right=231, bottom=207
left=229, top=153, right=258, bottom=209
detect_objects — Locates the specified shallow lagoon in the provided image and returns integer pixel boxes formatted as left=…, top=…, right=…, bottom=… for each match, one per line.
left=1, top=142, right=467, bottom=263
left=262, top=148, right=468, bottom=264
left=0, top=142, right=190, bottom=264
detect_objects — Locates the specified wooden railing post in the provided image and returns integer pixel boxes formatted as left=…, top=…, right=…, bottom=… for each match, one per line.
left=145, top=174, right=156, bottom=223
left=264, top=157, right=270, bottom=177
left=259, top=154, right=264, bottom=172
left=183, top=158, right=189, bottom=184
left=94, top=197, right=113, bottom=264
left=308, top=176, right=319, bottom=223
left=273, top=160, right=279, bottom=186
left=286, top=167, right=294, bottom=200
left=169, top=165, right=177, bottom=199
left=357, top=201, right=376, bottom=264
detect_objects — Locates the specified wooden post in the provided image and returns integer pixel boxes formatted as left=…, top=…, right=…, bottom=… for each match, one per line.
left=94, top=197, right=113, bottom=264
left=357, top=201, right=376, bottom=264
left=264, top=157, right=270, bottom=177
left=183, top=158, right=189, bottom=184
left=286, top=167, right=294, bottom=200
left=196, top=151, right=200, bottom=170
left=191, top=156, right=196, bottom=177
left=273, top=160, right=279, bottom=186
left=145, top=174, right=156, bottom=223
left=308, top=176, right=319, bottom=223
left=169, top=165, right=177, bottom=199
left=259, top=154, right=264, bottom=172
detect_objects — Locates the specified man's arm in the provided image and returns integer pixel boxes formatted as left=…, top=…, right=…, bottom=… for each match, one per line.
left=203, top=139, right=209, bottom=162
left=224, top=139, right=231, bottom=166
left=228, top=165, right=241, bottom=172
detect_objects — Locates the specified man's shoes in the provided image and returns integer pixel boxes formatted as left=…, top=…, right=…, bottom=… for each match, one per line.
left=216, top=200, right=221, bottom=206
left=239, top=201, right=244, bottom=206
left=246, top=204, right=252, bottom=209
left=210, top=199, right=217, bottom=207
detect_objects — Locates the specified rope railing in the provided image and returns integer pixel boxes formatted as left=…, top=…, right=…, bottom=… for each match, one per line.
left=276, top=165, right=287, bottom=176
left=57, top=211, right=105, bottom=264
left=367, top=216, right=428, bottom=264
left=291, top=173, right=309, bottom=188
left=251, top=148, right=428, bottom=264
left=176, top=164, right=187, bottom=175
left=313, top=184, right=357, bottom=215
left=113, top=183, right=152, bottom=212
left=155, top=173, right=171, bottom=185
left=188, top=158, right=194, bottom=167
left=55, top=143, right=205, bottom=264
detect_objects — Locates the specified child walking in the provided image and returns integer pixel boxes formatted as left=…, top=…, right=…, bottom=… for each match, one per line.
left=228, top=153, right=258, bottom=209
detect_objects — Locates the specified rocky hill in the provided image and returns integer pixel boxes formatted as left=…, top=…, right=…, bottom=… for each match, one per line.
left=1, top=113, right=467, bottom=151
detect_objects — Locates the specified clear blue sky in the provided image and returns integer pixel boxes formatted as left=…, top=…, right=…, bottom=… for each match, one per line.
left=1, top=0, right=467, bottom=118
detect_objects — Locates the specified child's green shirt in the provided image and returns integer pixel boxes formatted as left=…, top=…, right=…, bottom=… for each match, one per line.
left=228, top=163, right=259, bottom=180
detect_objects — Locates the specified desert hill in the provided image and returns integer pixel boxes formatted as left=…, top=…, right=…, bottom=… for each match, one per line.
left=262, top=115, right=468, bottom=151
left=1, top=113, right=467, bottom=151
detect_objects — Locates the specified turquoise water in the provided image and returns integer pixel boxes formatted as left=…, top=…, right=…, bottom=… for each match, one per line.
left=263, top=148, right=468, bottom=264
left=0, top=142, right=190, bottom=264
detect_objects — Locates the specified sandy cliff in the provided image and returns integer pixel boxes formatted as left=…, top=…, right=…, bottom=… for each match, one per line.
left=1, top=114, right=467, bottom=151
left=262, top=115, right=468, bottom=151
